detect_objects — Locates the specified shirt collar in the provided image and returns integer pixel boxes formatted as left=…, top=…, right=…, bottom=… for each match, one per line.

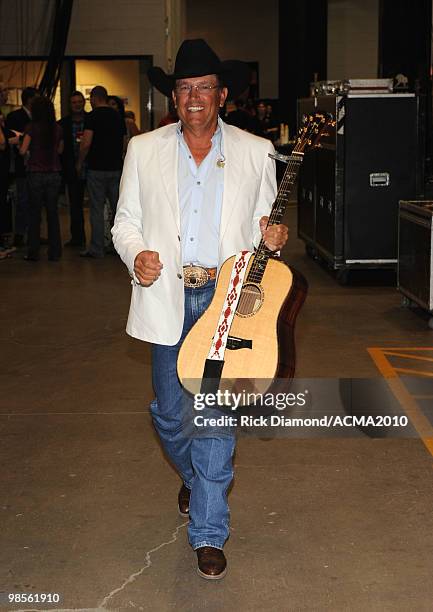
left=176, top=116, right=223, bottom=143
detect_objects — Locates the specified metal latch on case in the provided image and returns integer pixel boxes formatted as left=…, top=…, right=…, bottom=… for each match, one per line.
left=370, top=172, right=390, bottom=187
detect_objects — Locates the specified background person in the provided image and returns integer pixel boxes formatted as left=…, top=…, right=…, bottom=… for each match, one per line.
left=124, top=110, right=141, bottom=139
left=157, top=99, right=178, bottom=127
left=6, top=86, right=39, bottom=247
left=0, top=83, right=12, bottom=121
left=77, top=86, right=125, bottom=258
left=108, top=95, right=140, bottom=146
left=19, top=96, right=63, bottom=261
left=250, top=100, right=279, bottom=141
left=0, top=120, right=13, bottom=259
left=225, top=98, right=251, bottom=130
left=59, top=90, right=88, bottom=247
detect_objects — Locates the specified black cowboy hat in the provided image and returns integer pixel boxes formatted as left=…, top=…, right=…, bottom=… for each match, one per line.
left=148, top=39, right=250, bottom=99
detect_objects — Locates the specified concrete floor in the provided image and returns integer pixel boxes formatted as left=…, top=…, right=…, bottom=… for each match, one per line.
left=1, top=207, right=433, bottom=612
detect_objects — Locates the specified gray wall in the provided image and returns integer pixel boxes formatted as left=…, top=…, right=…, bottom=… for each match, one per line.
left=0, top=0, right=167, bottom=64
left=185, top=0, right=279, bottom=99
left=0, top=0, right=384, bottom=108
left=185, top=0, right=380, bottom=96
left=0, top=0, right=55, bottom=56
left=67, top=0, right=168, bottom=119
left=0, top=0, right=169, bottom=120
left=328, top=0, right=379, bottom=80
left=66, top=0, right=166, bottom=62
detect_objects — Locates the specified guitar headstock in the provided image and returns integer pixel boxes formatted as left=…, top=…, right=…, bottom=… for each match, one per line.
left=294, top=113, right=336, bottom=154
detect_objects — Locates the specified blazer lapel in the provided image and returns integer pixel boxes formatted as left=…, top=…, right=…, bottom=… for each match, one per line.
left=158, top=128, right=180, bottom=231
left=220, top=124, right=244, bottom=242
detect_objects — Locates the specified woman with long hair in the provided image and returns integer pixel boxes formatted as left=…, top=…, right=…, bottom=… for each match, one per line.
left=108, top=95, right=140, bottom=145
left=19, top=96, right=64, bottom=261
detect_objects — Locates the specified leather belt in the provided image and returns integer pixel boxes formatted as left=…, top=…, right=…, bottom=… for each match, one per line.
left=183, top=265, right=217, bottom=288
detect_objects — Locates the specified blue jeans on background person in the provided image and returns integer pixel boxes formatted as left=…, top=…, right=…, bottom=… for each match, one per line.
left=15, top=176, right=30, bottom=239
left=151, top=280, right=236, bottom=551
left=27, top=172, right=62, bottom=260
left=0, top=169, right=11, bottom=239
left=86, top=169, right=121, bottom=256
left=66, top=178, right=86, bottom=245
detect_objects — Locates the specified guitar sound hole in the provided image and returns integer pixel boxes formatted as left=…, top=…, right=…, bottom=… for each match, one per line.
left=236, top=283, right=263, bottom=318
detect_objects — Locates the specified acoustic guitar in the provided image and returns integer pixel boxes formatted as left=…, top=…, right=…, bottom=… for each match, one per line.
left=177, top=114, right=332, bottom=399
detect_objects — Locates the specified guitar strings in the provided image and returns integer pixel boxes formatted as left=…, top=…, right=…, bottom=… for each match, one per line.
left=246, top=124, right=311, bottom=285
left=236, top=117, right=323, bottom=316
left=246, top=162, right=295, bottom=287
left=245, top=118, right=320, bottom=293
left=241, top=140, right=303, bottom=311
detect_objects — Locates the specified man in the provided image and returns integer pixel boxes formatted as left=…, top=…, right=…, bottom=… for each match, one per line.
left=77, top=85, right=125, bottom=258
left=0, top=100, right=13, bottom=257
left=251, top=100, right=279, bottom=141
left=6, top=87, right=38, bottom=247
left=225, top=98, right=251, bottom=131
left=59, top=90, right=88, bottom=247
left=0, top=82, right=12, bottom=120
left=112, top=39, right=288, bottom=579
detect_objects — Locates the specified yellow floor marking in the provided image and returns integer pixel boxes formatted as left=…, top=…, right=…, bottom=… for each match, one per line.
left=381, top=352, right=433, bottom=363
left=379, top=347, right=433, bottom=351
left=393, top=368, right=433, bottom=378
left=368, top=347, right=433, bottom=458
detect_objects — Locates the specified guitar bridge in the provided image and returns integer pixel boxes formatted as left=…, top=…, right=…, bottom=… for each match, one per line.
left=226, top=336, right=252, bottom=350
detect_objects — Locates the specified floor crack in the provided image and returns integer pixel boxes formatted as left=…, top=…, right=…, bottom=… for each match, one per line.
left=98, top=520, right=189, bottom=609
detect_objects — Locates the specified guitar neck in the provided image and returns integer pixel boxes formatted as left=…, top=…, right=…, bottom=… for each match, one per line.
left=247, top=152, right=304, bottom=284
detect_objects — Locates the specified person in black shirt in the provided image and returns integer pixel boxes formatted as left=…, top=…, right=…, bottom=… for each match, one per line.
left=77, top=85, right=125, bottom=258
left=5, top=86, right=39, bottom=246
left=225, top=98, right=251, bottom=131
left=250, top=100, right=279, bottom=141
left=59, top=90, right=88, bottom=247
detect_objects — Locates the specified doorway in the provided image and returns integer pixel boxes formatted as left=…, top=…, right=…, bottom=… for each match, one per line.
left=74, top=57, right=153, bottom=131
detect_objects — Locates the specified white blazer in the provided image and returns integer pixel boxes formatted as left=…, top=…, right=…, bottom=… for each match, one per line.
left=112, top=121, right=277, bottom=345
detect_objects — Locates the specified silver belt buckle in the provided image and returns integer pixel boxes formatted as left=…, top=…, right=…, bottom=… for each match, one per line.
left=183, top=265, right=209, bottom=288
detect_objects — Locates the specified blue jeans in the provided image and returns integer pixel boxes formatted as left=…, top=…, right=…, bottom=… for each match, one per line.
left=15, top=176, right=30, bottom=236
left=66, top=178, right=86, bottom=244
left=151, top=280, right=235, bottom=550
left=27, top=172, right=62, bottom=259
left=86, top=169, right=121, bottom=256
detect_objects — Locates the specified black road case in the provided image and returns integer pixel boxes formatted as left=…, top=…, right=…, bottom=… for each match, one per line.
left=298, top=94, right=423, bottom=280
left=398, top=200, right=433, bottom=315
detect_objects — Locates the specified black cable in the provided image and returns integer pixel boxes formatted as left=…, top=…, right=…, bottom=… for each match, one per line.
left=38, top=0, right=74, bottom=100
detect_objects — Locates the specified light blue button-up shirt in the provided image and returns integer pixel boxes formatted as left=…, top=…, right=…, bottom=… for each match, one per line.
left=176, top=117, right=224, bottom=268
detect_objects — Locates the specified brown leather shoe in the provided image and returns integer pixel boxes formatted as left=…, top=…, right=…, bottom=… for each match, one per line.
left=178, top=484, right=191, bottom=517
left=196, top=546, right=227, bottom=580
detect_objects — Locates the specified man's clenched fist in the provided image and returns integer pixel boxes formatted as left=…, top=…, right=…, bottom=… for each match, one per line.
left=134, top=250, right=163, bottom=286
